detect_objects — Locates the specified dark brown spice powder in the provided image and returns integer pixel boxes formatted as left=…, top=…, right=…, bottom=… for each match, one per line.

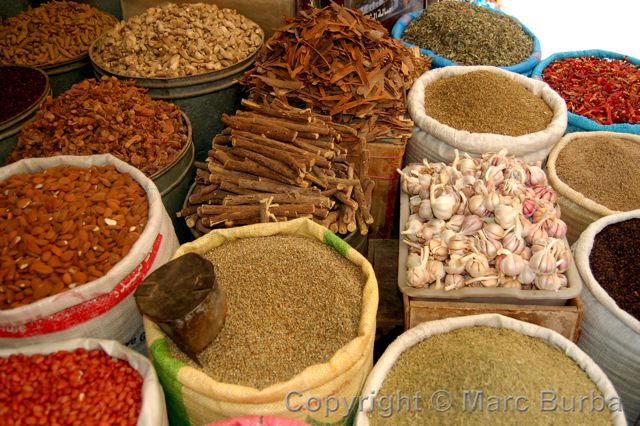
left=556, top=135, right=640, bottom=211
left=0, top=66, right=47, bottom=124
left=589, top=219, right=640, bottom=320
left=424, top=70, right=553, bottom=136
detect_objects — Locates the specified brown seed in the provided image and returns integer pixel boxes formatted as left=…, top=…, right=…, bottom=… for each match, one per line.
left=31, top=261, right=53, bottom=275
left=32, top=281, right=51, bottom=300
left=0, top=165, right=149, bottom=309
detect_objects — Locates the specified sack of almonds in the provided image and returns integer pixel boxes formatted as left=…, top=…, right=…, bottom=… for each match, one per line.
left=0, top=154, right=179, bottom=352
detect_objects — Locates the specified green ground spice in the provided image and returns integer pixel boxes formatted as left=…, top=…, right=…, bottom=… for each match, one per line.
left=424, top=70, right=553, bottom=136
left=402, top=1, right=533, bottom=66
left=167, top=235, right=365, bottom=389
left=556, top=136, right=640, bottom=211
left=369, top=327, right=613, bottom=426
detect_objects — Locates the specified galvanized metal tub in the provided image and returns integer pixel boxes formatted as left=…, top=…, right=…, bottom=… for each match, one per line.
left=40, top=54, right=96, bottom=97
left=0, top=67, right=50, bottom=164
left=181, top=183, right=369, bottom=254
left=150, top=112, right=195, bottom=244
left=35, top=11, right=118, bottom=97
left=89, top=38, right=263, bottom=162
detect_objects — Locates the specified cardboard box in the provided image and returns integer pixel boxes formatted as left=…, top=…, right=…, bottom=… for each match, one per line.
left=120, top=0, right=298, bottom=38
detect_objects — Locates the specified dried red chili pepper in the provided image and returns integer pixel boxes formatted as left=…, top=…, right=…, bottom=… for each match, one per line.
left=542, top=56, right=640, bottom=125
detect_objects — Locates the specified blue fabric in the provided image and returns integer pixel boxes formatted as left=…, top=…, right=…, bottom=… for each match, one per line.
left=391, top=9, right=542, bottom=76
left=531, top=50, right=640, bottom=134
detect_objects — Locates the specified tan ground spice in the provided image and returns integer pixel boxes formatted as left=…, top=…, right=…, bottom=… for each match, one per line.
left=168, top=235, right=364, bottom=389
left=369, top=327, right=613, bottom=425
left=556, top=135, right=640, bottom=211
left=424, top=71, right=553, bottom=136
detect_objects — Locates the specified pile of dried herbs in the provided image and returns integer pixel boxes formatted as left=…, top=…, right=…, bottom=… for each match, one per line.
left=424, top=71, right=553, bottom=136
left=242, top=3, right=430, bottom=145
left=402, top=1, right=533, bottom=66
left=369, top=327, right=612, bottom=425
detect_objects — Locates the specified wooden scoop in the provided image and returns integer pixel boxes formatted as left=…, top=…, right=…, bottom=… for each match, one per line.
left=134, top=253, right=226, bottom=365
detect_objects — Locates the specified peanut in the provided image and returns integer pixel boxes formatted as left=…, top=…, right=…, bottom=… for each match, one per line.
left=91, top=3, right=263, bottom=78
left=0, top=1, right=117, bottom=67
left=0, top=165, right=149, bottom=310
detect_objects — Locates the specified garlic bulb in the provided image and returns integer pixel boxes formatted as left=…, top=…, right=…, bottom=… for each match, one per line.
left=483, top=223, right=506, bottom=241
left=429, top=238, right=448, bottom=261
left=444, top=255, right=466, bottom=275
left=534, top=274, right=562, bottom=291
left=459, top=215, right=483, bottom=235
left=419, top=198, right=434, bottom=220
left=444, top=273, right=465, bottom=291
left=495, top=249, right=525, bottom=276
left=529, top=247, right=557, bottom=275
left=494, top=205, right=517, bottom=229
left=400, top=151, right=567, bottom=293
left=464, top=253, right=489, bottom=278
left=430, top=184, right=457, bottom=220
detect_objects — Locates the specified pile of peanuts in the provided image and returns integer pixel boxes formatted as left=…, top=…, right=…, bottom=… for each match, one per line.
left=10, top=77, right=189, bottom=176
left=0, top=165, right=148, bottom=310
left=0, top=1, right=117, bottom=67
left=91, top=2, right=263, bottom=78
left=0, top=348, right=142, bottom=425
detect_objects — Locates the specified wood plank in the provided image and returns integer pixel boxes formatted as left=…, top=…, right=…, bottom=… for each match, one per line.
left=367, top=239, right=404, bottom=360
left=403, top=296, right=583, bottom=342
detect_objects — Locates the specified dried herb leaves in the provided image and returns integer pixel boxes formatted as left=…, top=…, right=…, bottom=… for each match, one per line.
left=403, top=1, right=533, bottom=67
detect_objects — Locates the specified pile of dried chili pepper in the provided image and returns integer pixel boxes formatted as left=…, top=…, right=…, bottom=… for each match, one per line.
left=542, top=56, right=640, bottom=125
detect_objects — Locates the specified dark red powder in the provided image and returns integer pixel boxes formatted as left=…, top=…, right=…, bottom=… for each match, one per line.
left=589, top=219, right=640, bottom=320
left=0, top=65, right=47, bottom=124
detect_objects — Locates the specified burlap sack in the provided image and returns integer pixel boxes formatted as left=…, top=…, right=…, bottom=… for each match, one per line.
left=145, top=218, right=378, bottom=426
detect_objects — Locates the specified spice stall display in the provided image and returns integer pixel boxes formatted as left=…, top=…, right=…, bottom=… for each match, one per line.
left=406, top=66, right=567, bottom=165
left=179, top=99, right=374, bottom=239
left=0, top=338, right=168, bottom=425
left=532, top=50, right=640, bottom=134
left=546, top=131, right=640, bottom=243
left=0, top=65, right=50, bottom=164
left=391, top=2, right=541, bottom=75
left=0, top=1, right=117, bottom=95
left=90, top=2, right=265, bottom=161
left=241, top=2, right=430, bottom=236
left=0, top=155, right=178, bottom=352
left=574, top=211, right=640, bottom=424
left=356, top=314, right=625, bottom=425
left=8, top=76, right=194, bottom=238
left=144, top=218, right=378, bottom=425
left=398, top=150, right=578, bottom=300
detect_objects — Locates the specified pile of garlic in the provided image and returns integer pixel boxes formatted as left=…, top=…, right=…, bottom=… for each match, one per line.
left=400, top=150, right=571, bottom=291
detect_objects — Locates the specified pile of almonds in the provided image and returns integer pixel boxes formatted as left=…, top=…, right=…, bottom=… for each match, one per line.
left=0, top=1, right=116, bottom=66
left=0, top=165, right=148, bottom=310
left=91, top=3, right=263, bottom=78
left=9, top=77, right=189, bottom=177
